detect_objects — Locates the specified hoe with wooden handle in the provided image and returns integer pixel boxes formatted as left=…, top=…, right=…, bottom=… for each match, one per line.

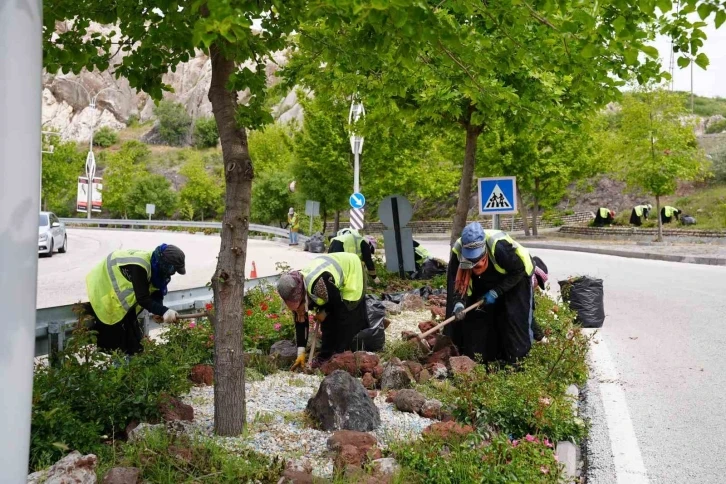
left=406, top=300, right=484, bottom=352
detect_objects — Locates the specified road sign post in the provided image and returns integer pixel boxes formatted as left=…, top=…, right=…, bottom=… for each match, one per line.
left=478, top=177, right=518, bottom=234
left=349, top=192, right=366, bottom=230
left=305, top=200, right=320, bottom=235
left=378, top=195, right=415, bottom=277
left=349, top=99, right=365, bottom=229
left=146, top=203, right=156, bottom=221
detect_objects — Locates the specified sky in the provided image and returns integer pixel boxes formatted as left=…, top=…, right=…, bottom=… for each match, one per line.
left=652, top=20, right=726, bottom=98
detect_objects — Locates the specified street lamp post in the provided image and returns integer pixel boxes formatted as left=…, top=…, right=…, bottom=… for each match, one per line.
left=348, top=98, right=365, bottom=230
left=64, top=80, right=118, bottom=219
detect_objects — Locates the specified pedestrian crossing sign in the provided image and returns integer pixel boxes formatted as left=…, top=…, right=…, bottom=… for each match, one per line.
left=478, top=176, right=518, bottom=215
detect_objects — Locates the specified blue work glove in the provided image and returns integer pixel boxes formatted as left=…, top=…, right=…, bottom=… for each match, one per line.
left=483, top=290, right=498, bottom=306
left=453, top=302, right=466, bottom=321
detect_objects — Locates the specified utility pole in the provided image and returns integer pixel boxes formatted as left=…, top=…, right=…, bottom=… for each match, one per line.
left=0, top=0, right=42, bottom=481
left=690, top=59, right=694, bottom=113
left=348, top=98, right=365, bottom=230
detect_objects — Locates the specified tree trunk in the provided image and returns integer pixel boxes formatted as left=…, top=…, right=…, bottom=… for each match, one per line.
left=517, top=190, right=531, bottom=237
left=531, top=179, right=540, bottom=237
left=208, top=43, right=251, bottom=437
left=451, top=122, right=482, bottom=245
left=333, top=210, right=340, bottom=234
left=656, top=194, right=662, bottom=242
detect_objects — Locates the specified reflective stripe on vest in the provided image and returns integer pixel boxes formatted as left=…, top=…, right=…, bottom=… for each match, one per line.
left=451, top=231, right=534, bottom=294
left=86, top=249, right=154, bottom=325
left=332, top=231, right=363, bottom=258
left=599, top=208, right=610, bottom=218
left=299, top=252, right=364, bottom=306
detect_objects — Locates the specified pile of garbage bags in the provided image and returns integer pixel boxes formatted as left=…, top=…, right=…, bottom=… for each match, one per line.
left=558, top=276, right=605, bottom=328
left=351, top=296, right=387, bottom=352
left=303, top=232, right=326, bottom=253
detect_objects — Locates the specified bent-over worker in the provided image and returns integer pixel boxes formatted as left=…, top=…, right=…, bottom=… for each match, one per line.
left=445, top=223, right=535, bottom=364
left=661, top=206, right=681, bottom=224
left=629, top=203, right=652, bottom=226
left=593, top=207, right=615, bottom=226
left=328, top=228, right=380, bottom=284
left=277, top=252, right=369, bottom=368
left=85, top=244, right=186, bottom=355
left=413, top=240, right=432, bottom=271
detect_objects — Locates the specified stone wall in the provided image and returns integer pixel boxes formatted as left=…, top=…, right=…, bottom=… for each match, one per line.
left=559, top=225, right=726, bottom=239
left=325, top=212, right=594, bottom=235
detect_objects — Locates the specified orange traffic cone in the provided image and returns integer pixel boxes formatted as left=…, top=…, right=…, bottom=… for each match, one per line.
left=250, top=261, right=258, bottom=279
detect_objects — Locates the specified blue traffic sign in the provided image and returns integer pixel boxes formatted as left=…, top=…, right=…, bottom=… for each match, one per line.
left=478, top=177, right=518, bottom=215
left=350, top=192, right=366, bottom=209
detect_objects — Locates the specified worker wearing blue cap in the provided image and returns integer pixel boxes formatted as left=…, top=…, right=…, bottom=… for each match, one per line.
left=445, top=222, right=535, bottom=364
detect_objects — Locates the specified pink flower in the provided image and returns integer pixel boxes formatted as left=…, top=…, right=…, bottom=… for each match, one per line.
left=274, top=323, right=282, bottom=331
left=540, top=466, right=549, bottom=474
left=544, top=438, right=553, bottom=448
left=188, top=322, right=197, bottom=329
left=539, top=396, right=551, bottom=406
left=511, top=440, right=519, bottom=447
left=525, top=434, right=536, bottom=442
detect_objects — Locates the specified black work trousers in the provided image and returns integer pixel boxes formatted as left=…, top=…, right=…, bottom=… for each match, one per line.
left=318, top=297, right=369, bottom=360
left=85, top=303, right=144, bottom=356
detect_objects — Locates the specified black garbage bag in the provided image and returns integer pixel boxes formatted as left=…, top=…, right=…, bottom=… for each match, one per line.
left=305, top=232, right=326, bottom=253
left=351, top=296, right=386, bottom=352
left=413, top=258, right=448, bottom=280
left=558, top=276, right=605, bottom=328
left=681, top=215, right=697, bottom=226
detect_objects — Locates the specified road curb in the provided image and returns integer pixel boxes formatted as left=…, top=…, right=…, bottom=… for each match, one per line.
left=524, top=242, right=726, bottom=267
left=557, top=384, right=583, bottom=482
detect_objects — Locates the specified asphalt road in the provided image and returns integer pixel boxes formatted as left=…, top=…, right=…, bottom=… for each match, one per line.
left=421, top=238, right=726, bottom=484
left=36, top=228, right=317, bottom=308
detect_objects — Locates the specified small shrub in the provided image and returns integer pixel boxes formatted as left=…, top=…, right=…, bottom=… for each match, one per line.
left=705, top=118, right=726, bottom=134
left=154, top=100, right=191, bottom=146
left=126, top=114, right=139, bottom=127
left=383, top=339, right=424, bottom=362
left=243, top=285, right=294, bottom=352
left=93, top=126, right=119, bottom=148
left=193, top=116, right=219, bottom=148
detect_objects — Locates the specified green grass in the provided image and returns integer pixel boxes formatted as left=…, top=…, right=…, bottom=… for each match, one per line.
left=672, top=184, right=726, bottom=230
left=96, top=427, right=284, bottom=483
left=678, top=92, right=726, bottom=117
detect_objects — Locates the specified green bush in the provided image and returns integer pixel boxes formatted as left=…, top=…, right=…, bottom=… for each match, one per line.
left=705, top=118, right=726, bottom=134
left=193, top=116, right=219, bottom=148
left=126, top=173, right=178, bottom=218
left=243, top=284, right=295, bottom=352
left=93, top=126, right=119, bottom=148
left=711, top=149, right=726, bottom=182
left=126, top=114, right=139, bottom=127
left=96, top=427, right=284, bottom=482
left=154, top=100, right=191, bottom=146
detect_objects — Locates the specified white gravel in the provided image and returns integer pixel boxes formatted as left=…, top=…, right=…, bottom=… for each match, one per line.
left=385, top=310, right=432, bottom=342
left=182, top=369, right=435, bottom=478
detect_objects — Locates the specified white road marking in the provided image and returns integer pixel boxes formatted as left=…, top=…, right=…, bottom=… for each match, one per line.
left=587, top=330, right=649, bottom=484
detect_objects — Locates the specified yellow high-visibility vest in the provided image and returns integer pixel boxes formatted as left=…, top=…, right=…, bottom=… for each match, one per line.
left=86, top=249, right=157, bottom=325
left=300, top=252, right=364, bottom=305
left=331, top=230, right=364, bottom=258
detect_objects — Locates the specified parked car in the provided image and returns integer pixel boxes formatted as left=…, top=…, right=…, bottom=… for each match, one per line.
left=38, top=212, right=67, bottom=256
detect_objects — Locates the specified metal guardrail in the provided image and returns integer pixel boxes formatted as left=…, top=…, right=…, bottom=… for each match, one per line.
left=59, top=218, right=310, bottom=242
left=35, top=274, right=281, bottom=358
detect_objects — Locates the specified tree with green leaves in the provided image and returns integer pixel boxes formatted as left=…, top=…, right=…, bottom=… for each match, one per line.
left=611, top=88, right=707, bottom=241
left=179, top=157, right=223, bottom=222
left=41, top=139, right=84, bottom=215
left=102, top=141, right=149, bottom=218
left=126, top=174, right=178, bottom=219
left=251, top=171, right=294, bottom=227
left=193, top=116, right=219, bottom=148
left=154, top=101, right=192, bottom=147
left=93, top=126, right=119, bottom=148
left=285, top=0, right=726, bottom=243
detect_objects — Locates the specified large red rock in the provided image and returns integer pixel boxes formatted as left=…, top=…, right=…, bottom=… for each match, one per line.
left=417, top=321, right=437, bottom=333
left=353, top=352, right=380, bottom=374
left=158, top=396, right=194, bottom=422
left=321, top=351, right=358, bottom=376
left=425, top=345, right=457, bottom=367
left=403, top=361, right=423, bottom=380
left=423, top=421, right=474, bottom=440
left=190, top=364, right=214, bottom=386
left=328, top=431, right=381, bottom=470
left=420, top=399, right=442, bottom=420
left=372, top=365, right=385, bottom=380
left=430, top=306, right=446, bottom=320
left=449, top=356, right=477, bottom=376
left=361, top=372, right=376, bottom=390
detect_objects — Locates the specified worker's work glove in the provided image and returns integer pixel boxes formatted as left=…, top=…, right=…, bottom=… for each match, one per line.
left=162, top=309, right=179, bottom=324
left=291, top=347, right=306, bottom=371
left=482, top=290, right=498, bottom=306
left=373, top=277, right=382, bottom=285
left=453, top=302, right=466, bottom=321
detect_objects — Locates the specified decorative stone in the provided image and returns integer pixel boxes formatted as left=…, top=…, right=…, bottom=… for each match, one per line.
left=307, top=370, right=380, bottom=431
left=393, top=389, right=426, bottom=414
left=270, top=340, right=298, bottom=367
left=420, top=399, right=443, bottom=420
left=379, top=363, right=412, bottom=391
left=102, top=467, right=140, bottom=484
left=449, top=356, right=477, bottom=375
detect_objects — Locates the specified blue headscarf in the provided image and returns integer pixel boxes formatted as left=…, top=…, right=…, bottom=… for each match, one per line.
left=150, top=243, right=172, bottom=295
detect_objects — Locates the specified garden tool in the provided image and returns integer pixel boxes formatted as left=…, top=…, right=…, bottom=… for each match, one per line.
left=176, top=312, right=206, bottom=320
left=405, top=300, right=484, bottom=353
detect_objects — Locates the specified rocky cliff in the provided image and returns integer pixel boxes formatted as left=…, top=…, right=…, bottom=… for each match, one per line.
left=42, top=24, right=301, bottom=142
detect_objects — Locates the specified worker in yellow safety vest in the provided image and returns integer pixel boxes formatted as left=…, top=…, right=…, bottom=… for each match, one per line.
left=328, top=228, right=380, bottom=284
left=277, top=252, right=376, bottom=368
left=630, top=203, right=652, bottom=226
left=660, top=206, right=681, bottom=224
left=85, top=244, right=186, bottom=355
left=445, top=222, right=535, bottom=364
left=287, top=207, right=300, bottom=246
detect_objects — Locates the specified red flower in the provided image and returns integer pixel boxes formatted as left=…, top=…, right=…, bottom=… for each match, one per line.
left=205, top=303, right=213, bottom=311
left=270, top=314, right=279, bottom=319
left=245, top=309, right=253, bottom=317
left=260, top=302, right=269, bottom=312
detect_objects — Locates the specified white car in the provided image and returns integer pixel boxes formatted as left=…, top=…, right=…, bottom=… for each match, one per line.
left=38, top=212, right=67, bottom=256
